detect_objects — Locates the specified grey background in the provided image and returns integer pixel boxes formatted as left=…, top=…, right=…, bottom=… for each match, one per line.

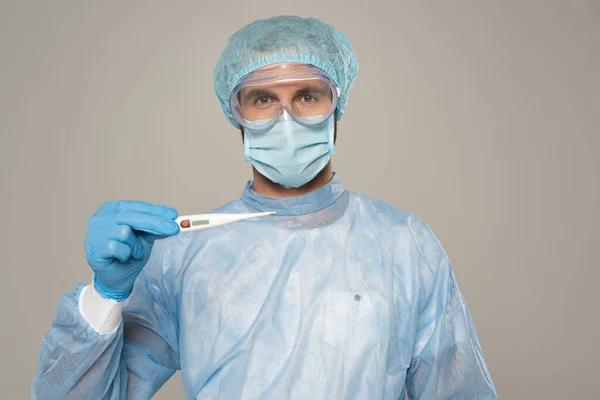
left=1, top=1, right=598, bottom=399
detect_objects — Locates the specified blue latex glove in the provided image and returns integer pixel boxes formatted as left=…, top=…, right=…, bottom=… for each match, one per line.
left=84, top=200, right=179, bottom=301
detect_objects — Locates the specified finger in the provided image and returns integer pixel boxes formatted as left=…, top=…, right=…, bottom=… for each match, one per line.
left=104, top=224, right=145, bottom=260
left=91, top=239, right=132, bottom=263
left=113, top=211, right=180, bottom=236
left=112, top=200, right=178, bottom=220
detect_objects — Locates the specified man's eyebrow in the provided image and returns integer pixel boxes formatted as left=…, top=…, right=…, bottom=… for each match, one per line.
left=240, top=88, right=278, bottom=101
left=292, top=84, right=330, bottom=96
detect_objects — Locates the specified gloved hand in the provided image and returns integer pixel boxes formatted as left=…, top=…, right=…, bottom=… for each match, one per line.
left=84, top=200, right=179, bottom=301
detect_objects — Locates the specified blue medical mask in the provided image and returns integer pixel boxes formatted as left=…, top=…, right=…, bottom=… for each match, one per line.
left=244, top=114, right=336, bottom=189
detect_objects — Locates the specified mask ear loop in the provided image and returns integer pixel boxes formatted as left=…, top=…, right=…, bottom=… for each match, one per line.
left=243, top=129, right=252, bottom=162
left=328, top=115, right=336, bottom=156
left=326, top=84, right=339, bottom=155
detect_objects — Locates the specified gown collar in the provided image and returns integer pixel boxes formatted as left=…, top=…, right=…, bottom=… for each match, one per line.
left=241, top=173, right=345, bottom=216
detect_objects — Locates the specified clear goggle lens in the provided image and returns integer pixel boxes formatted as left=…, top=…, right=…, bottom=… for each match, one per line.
left=230, top=64, right=339, bottom=131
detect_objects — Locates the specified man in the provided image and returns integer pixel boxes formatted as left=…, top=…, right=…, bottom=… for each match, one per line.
left=32, top=16, right=497, bottom=399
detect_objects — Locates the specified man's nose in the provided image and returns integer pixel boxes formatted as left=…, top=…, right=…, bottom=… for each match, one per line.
left=280, top=108, right=293, bottom=120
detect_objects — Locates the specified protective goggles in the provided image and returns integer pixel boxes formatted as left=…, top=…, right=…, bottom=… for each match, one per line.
left=230, top=63, right=339, bottom=131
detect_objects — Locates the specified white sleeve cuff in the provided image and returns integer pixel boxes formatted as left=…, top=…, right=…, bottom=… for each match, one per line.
left=78, top=282, right=124, bottom=334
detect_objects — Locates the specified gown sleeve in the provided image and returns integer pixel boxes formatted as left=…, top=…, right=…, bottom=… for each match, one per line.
left=31, top=241, right=180, bottom=400
left=405, top=216, right=497, bottom=399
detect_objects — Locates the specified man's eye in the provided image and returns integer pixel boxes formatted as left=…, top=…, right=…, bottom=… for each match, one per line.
left=258, top=96, right=270, bottom=104
left=300, top=95, right=316, bottom=103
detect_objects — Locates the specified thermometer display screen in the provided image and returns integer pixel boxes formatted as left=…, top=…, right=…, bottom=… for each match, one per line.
left=191, top=219, right=209, bottom=227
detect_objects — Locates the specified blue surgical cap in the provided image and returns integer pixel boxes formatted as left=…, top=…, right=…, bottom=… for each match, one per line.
left=214, top=16, right=359, bottom=128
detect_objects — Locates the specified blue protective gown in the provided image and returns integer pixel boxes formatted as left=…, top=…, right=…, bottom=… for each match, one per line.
left=32, top=175, right=497, bottom=399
